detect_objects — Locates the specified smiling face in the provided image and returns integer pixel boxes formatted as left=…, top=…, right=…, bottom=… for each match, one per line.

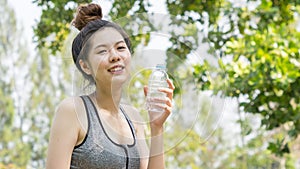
left=79, top=27, right=131, bottom=89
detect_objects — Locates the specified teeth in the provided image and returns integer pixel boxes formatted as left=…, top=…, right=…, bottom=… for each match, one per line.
left=109, top=67, right=123, bottom=72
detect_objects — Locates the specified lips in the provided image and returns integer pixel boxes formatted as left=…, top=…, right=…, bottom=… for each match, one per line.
left=108, top=64, right=125, bottom=73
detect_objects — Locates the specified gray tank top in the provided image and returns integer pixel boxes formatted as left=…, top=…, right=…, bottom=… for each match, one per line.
left=70, top=96, right=140, bottom=169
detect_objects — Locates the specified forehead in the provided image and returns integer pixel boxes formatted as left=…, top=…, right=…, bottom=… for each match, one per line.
left=89, top=27, right=124, bottom=46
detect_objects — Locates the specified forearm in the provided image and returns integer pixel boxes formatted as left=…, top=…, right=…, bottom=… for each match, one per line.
left=147, top=127, right=165, bottom=169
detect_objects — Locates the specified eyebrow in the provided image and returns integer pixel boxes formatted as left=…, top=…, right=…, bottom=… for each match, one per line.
left=94, top=40, right=125, bottom=49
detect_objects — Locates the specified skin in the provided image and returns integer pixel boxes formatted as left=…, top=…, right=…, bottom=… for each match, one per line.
left=46, top=27, right=175, bottom=169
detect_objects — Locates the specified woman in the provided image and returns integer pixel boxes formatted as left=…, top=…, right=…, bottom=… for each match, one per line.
left=46, top=3, right=175, bottom=169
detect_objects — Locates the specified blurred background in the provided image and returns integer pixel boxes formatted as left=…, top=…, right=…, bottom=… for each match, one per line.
left=1, top=0, right=300, bottom=168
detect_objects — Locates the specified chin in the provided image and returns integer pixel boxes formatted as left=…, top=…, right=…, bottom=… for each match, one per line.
left=111, top=74, right=129, bottom=86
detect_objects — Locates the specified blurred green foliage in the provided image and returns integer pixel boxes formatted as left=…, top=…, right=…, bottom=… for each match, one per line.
left=193, top=0, right=300, bottom=158
left=1, top=0, right=72, bottom=168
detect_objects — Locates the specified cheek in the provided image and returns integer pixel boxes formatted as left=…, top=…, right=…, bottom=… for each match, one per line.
left=89, top=56, right=107, bottom=74
left=124, top=52, right=131, bottom=64
left=125, top=56, right=131, bottom=65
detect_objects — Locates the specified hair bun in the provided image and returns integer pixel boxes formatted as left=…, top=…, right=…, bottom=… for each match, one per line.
left=72, top=3, right=103, bottom=31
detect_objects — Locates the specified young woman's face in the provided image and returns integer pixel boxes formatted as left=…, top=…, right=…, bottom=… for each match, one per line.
left=84, top=27, right=131, bottom=88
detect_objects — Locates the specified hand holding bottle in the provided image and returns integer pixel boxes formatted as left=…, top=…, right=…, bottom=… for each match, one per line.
left=144, top=78, right=175, bottom=131
left=146, top=64, right=169, bottom=112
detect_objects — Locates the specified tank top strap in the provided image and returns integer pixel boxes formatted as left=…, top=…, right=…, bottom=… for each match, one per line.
left=119, top=105, right=137, bottom=142
left=81, top=95, right=137, bottom=146
left=79, top=95, right=93, bottom=117
left=79, top=95, right=99, bottom=129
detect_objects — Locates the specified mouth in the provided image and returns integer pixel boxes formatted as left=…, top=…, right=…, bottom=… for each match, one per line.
left=108, top=65, right=125, bottom=73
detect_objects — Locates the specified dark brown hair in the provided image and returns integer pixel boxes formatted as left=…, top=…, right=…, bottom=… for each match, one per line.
left=71, top=3, right=131, bottom=84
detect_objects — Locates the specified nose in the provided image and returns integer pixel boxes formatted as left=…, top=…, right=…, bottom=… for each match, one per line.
left=109, top=48, right=121, bottom=62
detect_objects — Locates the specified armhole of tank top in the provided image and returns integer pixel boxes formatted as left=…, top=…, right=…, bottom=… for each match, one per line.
left=74, top=96, right=90, bottom=149
left=119, top=105, right=137, bottom=147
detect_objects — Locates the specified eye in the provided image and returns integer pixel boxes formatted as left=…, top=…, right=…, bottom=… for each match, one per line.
left=98, top=50, right=107, bottom=54
left=117, top=46, right=126, bottom=50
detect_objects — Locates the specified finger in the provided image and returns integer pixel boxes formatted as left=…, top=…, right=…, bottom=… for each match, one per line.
left=167, top=78, right=175, bottom=90
left=149, top=97, right=172, bottom=107
left=149, top=103, right=172, bottom=115
left=165, top=97, right=172, bottom=107
left=143, top=86, right=148, bottom=97
left=147, top=97, right=165, bottom=104
left=158, top=88, right=173, bottom=94
left=148, top=103, right=165, bottom=110
left=162, top=104, right=172, bottom=117
left=164, top=105, right=172, bottom=115
left=158, top=87, right=174, bottom=99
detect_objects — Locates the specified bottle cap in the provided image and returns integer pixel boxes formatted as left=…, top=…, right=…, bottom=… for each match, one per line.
left=156, top=64, right=166, bottom=70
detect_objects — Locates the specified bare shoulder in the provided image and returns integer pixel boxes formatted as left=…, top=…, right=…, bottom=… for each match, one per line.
left=54, top=96, right=86, bottom=118
left=50, top=96, right=88, bottom=144
left=56, top=96, right=83, bottom=112
left=51, top=96, right=87, bottom=132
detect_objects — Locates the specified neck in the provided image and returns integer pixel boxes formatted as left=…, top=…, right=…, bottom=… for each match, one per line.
left=93, top=85, right=123, bottom=114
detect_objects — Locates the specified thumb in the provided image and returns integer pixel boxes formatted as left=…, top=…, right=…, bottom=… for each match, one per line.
left=143, top=86, right=148, bottom=97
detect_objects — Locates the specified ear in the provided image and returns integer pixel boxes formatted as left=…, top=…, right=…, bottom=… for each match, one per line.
left=79, top=59, right=92, bottom=75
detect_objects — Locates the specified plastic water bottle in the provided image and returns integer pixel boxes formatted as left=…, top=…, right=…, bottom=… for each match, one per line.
left=146, top=64, right=169, bottom=112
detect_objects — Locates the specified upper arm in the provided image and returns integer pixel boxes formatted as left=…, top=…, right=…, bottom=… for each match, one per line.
left=46, top=97, right=82, bottom=169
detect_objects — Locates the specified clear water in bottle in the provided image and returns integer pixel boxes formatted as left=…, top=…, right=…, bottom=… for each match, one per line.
left=146, top=64, right=168, bottom=113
